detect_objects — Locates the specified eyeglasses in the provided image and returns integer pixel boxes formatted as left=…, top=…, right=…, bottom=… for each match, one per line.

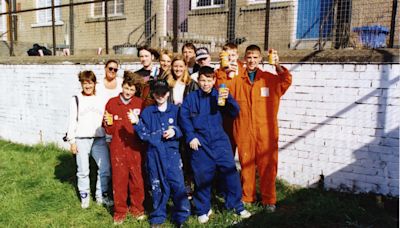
left=108, top=67, right=118, bottom=73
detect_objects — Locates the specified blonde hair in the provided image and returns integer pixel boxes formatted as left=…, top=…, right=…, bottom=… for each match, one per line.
left=159, top=49, right=173, bottom=60
left=166, top=54, right=191, bottom=88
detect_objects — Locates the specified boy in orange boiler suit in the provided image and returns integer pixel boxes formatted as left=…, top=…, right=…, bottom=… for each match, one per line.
left=220, top=44, right=292, bottom=212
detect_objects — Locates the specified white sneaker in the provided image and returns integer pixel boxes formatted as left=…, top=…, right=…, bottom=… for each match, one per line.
left=80, top=192, right=90, bottom=209
left=197, top=209, right=212, bottom=224
left=239, top=209, right=252, bottom=219
left=136, top=214, right=147, bottom=221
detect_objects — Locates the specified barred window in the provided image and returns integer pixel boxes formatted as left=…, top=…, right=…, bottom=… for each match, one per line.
left=36, top=0, right=61, bottom=25
left=93, top=0, right=124, bottom=17
left=191, top=0, right=224, bottom=9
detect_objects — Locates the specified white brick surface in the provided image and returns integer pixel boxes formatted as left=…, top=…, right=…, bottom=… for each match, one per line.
left=0, top=63, right=398, bottom=196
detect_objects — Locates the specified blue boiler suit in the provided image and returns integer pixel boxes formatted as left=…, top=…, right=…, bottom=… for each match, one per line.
left=134, top=103, right=190, bottom=225
left=179, top=89, right=245, bottom=216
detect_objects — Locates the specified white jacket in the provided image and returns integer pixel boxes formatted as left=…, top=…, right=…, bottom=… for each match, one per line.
left=66, top=93, right=106, bottom=144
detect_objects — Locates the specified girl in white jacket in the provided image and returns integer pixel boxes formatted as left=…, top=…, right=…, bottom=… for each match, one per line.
left=66, top=70, right=112, bottom=209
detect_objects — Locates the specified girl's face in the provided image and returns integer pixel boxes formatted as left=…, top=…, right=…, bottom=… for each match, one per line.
left=172, top=60, right=186, bottom=80
left=139, top=49, right=153, bottom=68
left=153, top=92, right=169, bottom=106
left=81, top=80, right=95, bottom=96
left=160, top=54, right=172, bottom=71
left=105, top=62, right=118, bottom=81
left=121, top=84, right=136, bottom=100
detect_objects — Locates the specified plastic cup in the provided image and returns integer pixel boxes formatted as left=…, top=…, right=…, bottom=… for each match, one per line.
left=268, top=49, right=277, bottom=65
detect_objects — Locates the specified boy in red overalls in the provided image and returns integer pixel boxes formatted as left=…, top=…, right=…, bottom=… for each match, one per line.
left=103, top=73, right=146, bottom=225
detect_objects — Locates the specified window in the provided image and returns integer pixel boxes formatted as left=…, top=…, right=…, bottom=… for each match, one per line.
left=0, top=0, right=6, bottom=40
left=36, top=0, right=62, bottom=25
left=191, top=0, right=224, bottom=9
left=296, top=0, right=334, bottom=39
left=92, top=0, right=124, bottom=17
left=248, top=0, right=290, bottom=3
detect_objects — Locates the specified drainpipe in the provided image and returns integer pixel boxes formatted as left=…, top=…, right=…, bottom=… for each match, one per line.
left=69, top=0, right=74, bottom=54
left=12, top=0, right=16, bottom=41
left=145, top=0, right=152, bottom=45
left=227, top=0, right=236, bottom=43
left=172, top=0, right=178, bottom=52
left=264, top=0, right=271, bottom=51
left=7, top=0, right=14, bottom=56
left=51, top=0, right=56, bottom=55
left=104, top=0, right=109, bottom=54
left=388, top=0, right=397, bottom=48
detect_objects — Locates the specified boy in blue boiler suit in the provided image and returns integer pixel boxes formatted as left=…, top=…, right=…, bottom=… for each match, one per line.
left=129, top=79, right=190, bottom=228
left=179, top=66, right=251, bottom=224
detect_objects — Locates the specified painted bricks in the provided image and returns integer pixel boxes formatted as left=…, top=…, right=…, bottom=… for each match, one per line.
left=0, top=62, right=398, bottom=196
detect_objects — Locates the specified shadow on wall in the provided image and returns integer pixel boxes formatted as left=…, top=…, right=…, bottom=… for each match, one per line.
left=324, top=128, right=399, bottom=195
left=278, top=47, right=399, bottom=195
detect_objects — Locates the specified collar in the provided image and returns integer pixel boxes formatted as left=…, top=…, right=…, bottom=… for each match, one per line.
left=117, top=93, right=132, bottom=105
left=199, top=88, right=217, bottom=97
left=151, top=102, right=173, bottom=113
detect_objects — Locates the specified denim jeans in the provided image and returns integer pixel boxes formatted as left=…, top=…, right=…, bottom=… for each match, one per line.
left=75, top=137, right=111, bottom=199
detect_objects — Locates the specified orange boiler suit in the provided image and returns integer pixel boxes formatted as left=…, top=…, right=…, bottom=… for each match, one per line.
left=228, top=67, right=292, bottom=205
left=215, top=61, right=246, bottom=152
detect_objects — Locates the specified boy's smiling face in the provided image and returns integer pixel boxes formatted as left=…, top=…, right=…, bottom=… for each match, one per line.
left=198, top=74, right=216, bottom=94
left=245, top=50, right=262, bottom=72
left=121, top=84, right=136, bottom=100
left=227, top=49, right=239, bottom=62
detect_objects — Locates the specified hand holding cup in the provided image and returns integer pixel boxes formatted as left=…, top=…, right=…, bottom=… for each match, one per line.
left=127, top=109, right=139, bottom=124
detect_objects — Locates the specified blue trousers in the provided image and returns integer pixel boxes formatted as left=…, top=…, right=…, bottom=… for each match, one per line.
left=191, top=142, right=244, bottom=216
left=147, top=145, right=190, bottom=225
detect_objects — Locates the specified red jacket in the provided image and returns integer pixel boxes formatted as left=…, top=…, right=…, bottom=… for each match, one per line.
left=104, top=95, right=145, bottom=154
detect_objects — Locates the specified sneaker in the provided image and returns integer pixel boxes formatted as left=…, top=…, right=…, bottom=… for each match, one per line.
left=136, top=214, right=147, bottom=221
left=97, top=193, right=114, bottom=207
left=113, top=219, right=124, bottom=225
left=239, top=209, right=252, bottom=219
left=264, top=204, right=276, bottom=213
left=197, top=209, right=212, bottom=224
left=186, top=185, right=193, bottom=200
left=80, top=192, right=90, bottom=209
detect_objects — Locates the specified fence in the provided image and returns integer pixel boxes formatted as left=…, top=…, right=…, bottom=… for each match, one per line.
left=0, top=0, right=398, bottom=57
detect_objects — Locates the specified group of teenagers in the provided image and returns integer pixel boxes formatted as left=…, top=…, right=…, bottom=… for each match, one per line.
left=65, top=42, right=292, bottom=227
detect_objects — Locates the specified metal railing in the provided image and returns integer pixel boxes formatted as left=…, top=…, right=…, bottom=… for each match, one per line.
left=0, top=0, right=398, bottom=57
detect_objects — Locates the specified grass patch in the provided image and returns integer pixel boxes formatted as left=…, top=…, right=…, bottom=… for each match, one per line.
left=0, top=140, right=398, bottom=227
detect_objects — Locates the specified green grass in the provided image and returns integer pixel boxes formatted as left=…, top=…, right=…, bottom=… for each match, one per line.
left=0, top=140, right=398, bottom=227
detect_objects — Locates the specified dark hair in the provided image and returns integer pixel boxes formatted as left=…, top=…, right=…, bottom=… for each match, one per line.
left=152, top=79, right=170, bottom=96
left=245, top=44, right=261, bottom=54
left=78, top=70, right=97, bottom=94
left=78, top=70, right=97, bottom=83
left=137, top=45, right=160, bottom=59
left=223, top=43, right=238, bottom=51
left=105, top=59, right=119, bottom=68
left=198, top=66, right=215, bottom=79
left=123, top=70, right=146, bottom=96
left=181, top=43, right=196, bottom=53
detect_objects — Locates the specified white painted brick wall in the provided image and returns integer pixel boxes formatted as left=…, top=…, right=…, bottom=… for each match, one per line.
left=0, top=63, right=398, bottom=196
left=278, top=63, right=399, bottom=196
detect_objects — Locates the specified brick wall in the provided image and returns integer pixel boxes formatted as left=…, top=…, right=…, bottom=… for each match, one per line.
left=0, top=62, right=398, bottom=196
left=274, top=63, right=399, bottom=196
